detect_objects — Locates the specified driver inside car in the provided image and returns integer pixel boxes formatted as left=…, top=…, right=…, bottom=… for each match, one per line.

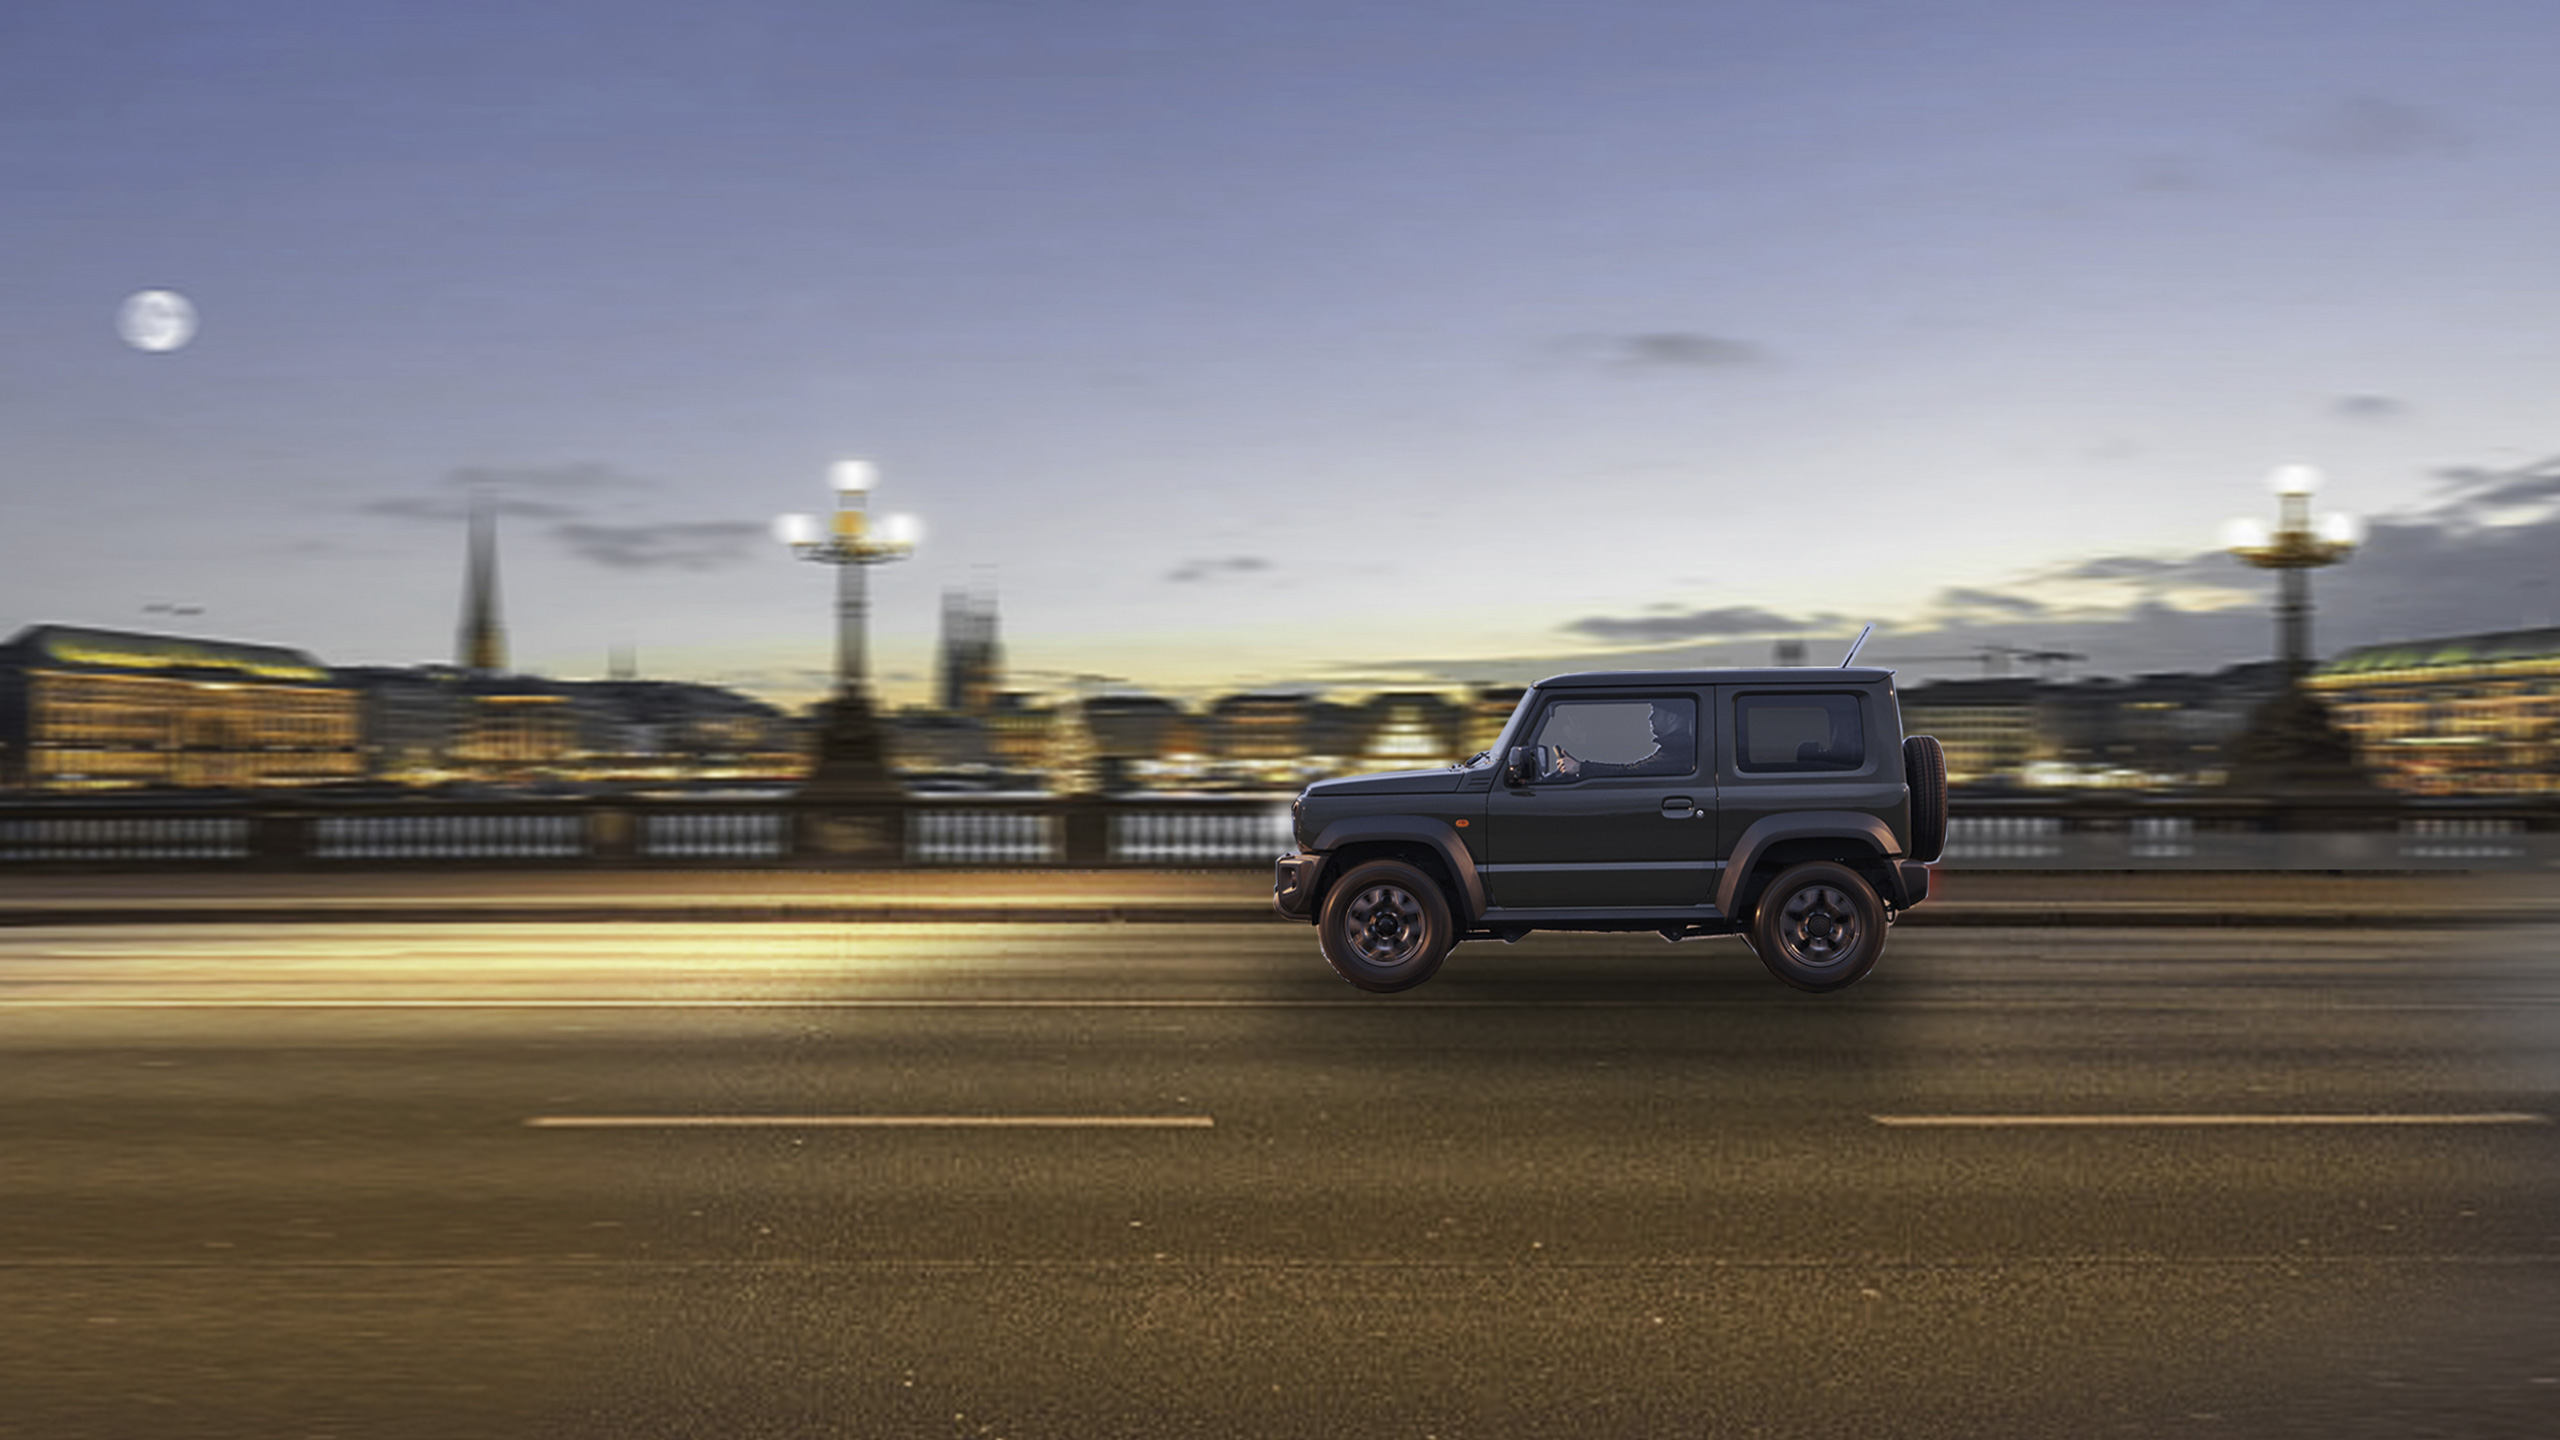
left=1552, top=703, right=1693, bottom=780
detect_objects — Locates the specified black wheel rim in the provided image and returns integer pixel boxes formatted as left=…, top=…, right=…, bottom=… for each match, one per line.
left=1774, top=883, right=1862, bottom=970
left=1344, top=883, right=1427, bottom=967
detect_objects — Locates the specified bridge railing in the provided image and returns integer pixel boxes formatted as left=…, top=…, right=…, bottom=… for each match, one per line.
left=0, top=794, right=1303, bottom=870
left=0, top=791, right=2553, bottom=869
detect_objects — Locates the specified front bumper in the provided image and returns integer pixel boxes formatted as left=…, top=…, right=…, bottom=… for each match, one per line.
left=1273, top=852, right=1325, bottom=922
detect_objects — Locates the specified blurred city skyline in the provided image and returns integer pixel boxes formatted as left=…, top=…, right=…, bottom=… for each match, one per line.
left=6, top=2, right=2560, bottom=706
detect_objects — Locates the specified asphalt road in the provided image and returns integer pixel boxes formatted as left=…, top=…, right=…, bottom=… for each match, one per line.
left=1, top=920, right=2555, bottom=1438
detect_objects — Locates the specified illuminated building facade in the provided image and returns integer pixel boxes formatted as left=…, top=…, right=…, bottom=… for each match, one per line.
left=576, top=680, right=802, bottom=780
left=0, top=625, right=360, bottom=791
left=1086, top=695, right=1201, bottom=766
left=982, top=693, right=1057, bottom=772
left=1356, top=692, right=1464, bottom=770
left=1897, top=678, right=2049, bottom=786
left=887, top=710, right=994, bottom=777
left=1897, top=668, right=2278, bottom=789
left=336, top=665, right=804, bottom=786
left=451, top=681, right=580, bottom=775
left=2307, top=626, right=2560, bottom=795
left=1209, top=693, right=1318, bottom=764
left=2036, top=665, right=2277, bottom=788
left=1463, top=687, right=1528, bottom=759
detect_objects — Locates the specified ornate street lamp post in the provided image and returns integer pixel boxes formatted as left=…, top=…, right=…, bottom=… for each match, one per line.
left=775, top=460, right=921, bottom=799
left=2222, top=463, right=2362, bottom=679
left=775, top=459, right=921, bottom=696
left=2219, top=463, right=2377, bottom=799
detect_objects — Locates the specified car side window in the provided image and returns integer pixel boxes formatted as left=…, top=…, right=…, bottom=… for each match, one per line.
left=1527, top=697, right=1696, bottom=781
left=1733, top=693, right=1864, bottom=773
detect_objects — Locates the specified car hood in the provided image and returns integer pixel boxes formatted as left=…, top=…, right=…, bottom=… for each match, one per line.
left=1303, top=767, right=1468, bottom=798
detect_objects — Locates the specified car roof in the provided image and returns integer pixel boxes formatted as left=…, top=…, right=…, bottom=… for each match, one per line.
left=1533, top=667, right=1897, bottom=689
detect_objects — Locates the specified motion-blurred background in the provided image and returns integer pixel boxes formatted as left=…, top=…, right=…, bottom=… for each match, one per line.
left=5, top=2, right=2556, bottom=833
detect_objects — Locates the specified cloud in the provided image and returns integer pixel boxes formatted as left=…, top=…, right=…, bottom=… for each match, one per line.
left=1165, top=555, right=1273, bottom=584
left=1557, top=332, right=1771, bottom=372
left=2129, top=155, right=2212, bottom=193
left=360, top=493, right=577, bottom=523
left=364, top=461, right=769, bottom=570
left=2044, top=553, right=2209, bottom=584
left=363, top=462, right=651, bottom=524
left=2028, top=472, right=2560, bottom=662
left=2430, top=456, right=2560, bottom=518
left=1936, top=586, right=2048, bottom=619
left=1619, top=333, right=1765, bottom=369
left=551, top=521, right=763, bottom=571
left=1566, top=605, right=1814, bottom=643
left=450, top=462, right=647, bottom=497
left=1377, top=455, right=2560, bottom=689
left=2291, top=96, right=2465, bottom=161
left=2332, top=394, right=2409, bottom=422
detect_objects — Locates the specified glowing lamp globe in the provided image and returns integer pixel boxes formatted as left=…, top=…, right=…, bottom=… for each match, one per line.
left=2220, top=517, right=2271, bottom=551
left=2269, top=463, right=2321, bottom=497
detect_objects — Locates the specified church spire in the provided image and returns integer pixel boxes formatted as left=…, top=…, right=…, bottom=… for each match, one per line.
left=458, top=497, right=507, bottom=675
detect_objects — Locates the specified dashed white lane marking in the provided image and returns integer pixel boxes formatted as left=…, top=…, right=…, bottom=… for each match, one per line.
left=1872, top=1112, right=2548, bottom=1128
left=526, top=1114, right=1214, bottom=1130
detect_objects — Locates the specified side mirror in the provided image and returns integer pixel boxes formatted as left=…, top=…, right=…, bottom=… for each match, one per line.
left=1506, top=746, right=1541, bottom=786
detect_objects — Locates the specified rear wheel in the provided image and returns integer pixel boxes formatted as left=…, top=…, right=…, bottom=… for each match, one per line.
left=1749, top=861, right=1886, bottom=993
left=1317, top=859, right=1454, bottom=993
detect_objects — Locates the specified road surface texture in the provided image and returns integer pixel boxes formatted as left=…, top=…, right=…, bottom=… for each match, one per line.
left=1, top=914, right=2554, bottom=1437
left=2, top=868, right=2556, bottom=927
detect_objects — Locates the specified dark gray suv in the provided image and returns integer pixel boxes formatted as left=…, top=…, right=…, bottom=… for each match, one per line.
left=1273, top=667, right=1947, bottom=993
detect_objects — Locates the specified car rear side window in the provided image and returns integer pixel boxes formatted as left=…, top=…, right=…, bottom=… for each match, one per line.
left=1734, top=693, right=1864, bottom=773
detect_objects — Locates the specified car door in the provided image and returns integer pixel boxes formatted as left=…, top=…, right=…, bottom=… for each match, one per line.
left=1482, top=689, right=1718, bottom=910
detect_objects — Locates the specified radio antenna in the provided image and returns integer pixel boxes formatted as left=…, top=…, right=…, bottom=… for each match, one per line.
left=1838, top=622, right=1876, bottom=668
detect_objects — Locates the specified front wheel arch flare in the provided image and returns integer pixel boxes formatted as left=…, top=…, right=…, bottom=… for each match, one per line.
left=1309, top=819, right=1483, bottom=920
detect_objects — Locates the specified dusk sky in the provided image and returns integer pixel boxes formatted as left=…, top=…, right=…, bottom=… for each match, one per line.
left=7, top=1, right=2560, bottom=705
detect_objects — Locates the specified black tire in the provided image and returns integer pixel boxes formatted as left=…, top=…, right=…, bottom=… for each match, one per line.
left=1749, top=861, right=1887, bottom=993
left=1317, top=859, right=1454, bottom=993
left=1903, top=733, right=1947, bottom=864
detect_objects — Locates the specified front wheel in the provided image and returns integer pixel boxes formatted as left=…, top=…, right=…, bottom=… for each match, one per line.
left=1317, top=859, right=1454, bottom=993
left=1749, top=861, right=1886, bottom=993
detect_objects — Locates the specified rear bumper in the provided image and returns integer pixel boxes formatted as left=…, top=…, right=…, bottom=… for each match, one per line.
left=1273, top=852, right=1325, bottom=922
left=1886, top=860, right=1932, bottom=911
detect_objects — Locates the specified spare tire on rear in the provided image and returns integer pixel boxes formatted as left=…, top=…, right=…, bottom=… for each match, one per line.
left=1903, top=733, right=1947, bottom=863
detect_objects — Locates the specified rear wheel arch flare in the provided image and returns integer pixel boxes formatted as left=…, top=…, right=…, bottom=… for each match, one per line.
left=1717, top=811, right=1899, bottom=919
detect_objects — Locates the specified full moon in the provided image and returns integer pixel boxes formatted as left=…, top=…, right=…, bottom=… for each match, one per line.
left=117, top=289, right=197, bottom=352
